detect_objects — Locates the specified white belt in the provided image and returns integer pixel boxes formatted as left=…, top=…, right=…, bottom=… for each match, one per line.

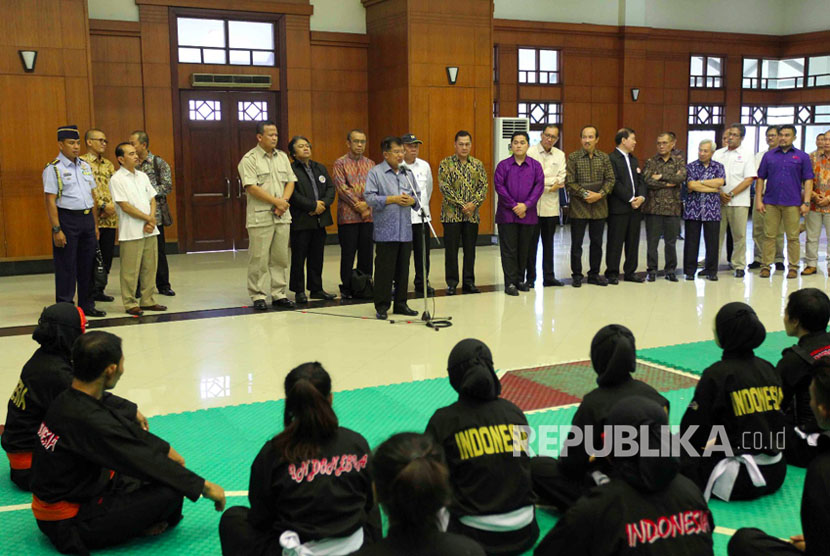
left=794, top=427, right=821, bottom=447
left=280, top=528, right=364, bottom=556
left=459, top=505, right=535, bottom=532
left=703, top=452, right=782, bottom=502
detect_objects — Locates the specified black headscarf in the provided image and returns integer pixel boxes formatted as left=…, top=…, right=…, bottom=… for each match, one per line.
left=32, top=303, right=85, bottom=359
left=447, top=339, right=501, bottom=401
left=591, top=324, right=637, bottom=387
left=715, top=302, right=765, bottom=357
left=607, top=396, right=679, bottom=493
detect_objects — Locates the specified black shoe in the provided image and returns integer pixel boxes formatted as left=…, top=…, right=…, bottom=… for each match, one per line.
left=85, top=307, right=107, bottom=317
left=310, top=290, right=336, bottom=300
left=735, top=269, right=745, bottom=278
left=272, top=298, right=296, bottom=309
left=572, top=276, right=583, bottom=288
left=524, top=280, right=535, bottom=289
left=415, top=284, right=435, bottom=296
left=623, top=274, right=644, bottom=283
left=775, top=262, right=786, bottom=271
left=253, top=299, right=268, bottom=311
left=462, top=284, right=481, bottom=294
left=666, top=273, right=678, bottom=282
left=376, top=311, right=388, bottom=320
left=505, top=284, right=519, bottom=296
left=543, top=278, right=564, bottom=287
left=517, top=282, right=530, bottom=292
left=685, top=274, right=695, bottom=280
left=93, top=293, right=114, bottom=302
left=607, top=276, right=619, bottom=285
left=446, top=286, right=457, bottom=296
left=158, top=288, right=176, bottom=296
left=706, top=273, right=719, bottom=281
left=646, top=271, right=656, bottom=282
left=587, top=275, right=608, bottom=286
left=339, top=285, right=353, bottom=299
left=747, top=261, right=761, bottom=269
left=295, top=292, right=308, bottom=304
left=393, top=305, right=419, bottom=316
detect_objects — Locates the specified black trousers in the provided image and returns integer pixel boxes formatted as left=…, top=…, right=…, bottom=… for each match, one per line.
left=570, top=218, right=605, bottom=278
left=645, top=214, right=681, bottom=272
left=338, top=222, right=373, bottom=292
left=37, top=477, right=184, bottom=555
left=156, top=225, right=170, bottom=290
left=525, top=217, right=559, bottom=283
left=498, top=223, right=535, bottom=287
left=605, top=211, right=642, bottom=278
left=727, top=528, right=802, bottom=556
left=289, top=227, right=326, bottom=293
left=683, top=219, right=719, bottom=276
left=54, top=209, right=97, bottom=312
left=443, top=221, right=478, bottom=288
left=681, top=455, right=786, bottom=502
left=411, top=223, right=431, bottom=289
left=373, top=241, right=411, bottom=312
left=530, top=456, right=585, bottom=513
left=92, top=227, right=116, bottom=296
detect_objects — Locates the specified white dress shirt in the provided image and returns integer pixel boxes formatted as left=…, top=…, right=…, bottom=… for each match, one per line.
left=527, top=143, right=566, bottom=217
left=109, top=167, right=160, bottom=242
left=713, top=146, right=756, bottom=207
left=615, top=147, right=639, bottom=202
left=405, top=157, right=433, bottom=224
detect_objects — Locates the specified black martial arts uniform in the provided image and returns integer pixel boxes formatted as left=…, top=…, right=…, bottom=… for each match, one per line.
left=776, top=331, right=830, bottom=467
left=536, top=397, right=715, bottom=556
left=30, top=388, right=205, bottom=555
left=728, top=431, right=830, bottom=556
left=352, top=528, right=486, bottom=556
left=219, top=427, right=379, bottom=556
left=426, top=339, right=539, bottom=556
left=2, top=304, right=134, bottom=491
left=532, top=325, right=668, bottom=512
left=680, top=302, right=787, bottom=501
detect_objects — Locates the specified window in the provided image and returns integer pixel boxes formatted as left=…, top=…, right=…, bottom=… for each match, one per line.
left=518, top=102, right=561, bottom=145
left=188, top=99, right=222, bottom=121
left=741, top=104, right=830, bottom=151
left=518, top=48, right=560, bottom=84
left=690, top=55, right=723, bottom=88
left=688, top=105, right=723, bottom=126
left=177, top=17, right=275, bottom=66
left=743, top=57, right=806, bottom=89
left=808, top=55, right=830, bottom=88
left=238, top=101, right=268, bottom=121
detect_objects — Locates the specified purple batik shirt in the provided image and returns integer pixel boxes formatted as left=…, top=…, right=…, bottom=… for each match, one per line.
left=684, top=159, right=725, bottom=222
left=494, top=156, right=545, bottom=225
left=757, top=146, right=814, bottom=206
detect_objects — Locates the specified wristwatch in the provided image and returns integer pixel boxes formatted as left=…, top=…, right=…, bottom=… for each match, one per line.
left=51, top=226, right=61, bottom=233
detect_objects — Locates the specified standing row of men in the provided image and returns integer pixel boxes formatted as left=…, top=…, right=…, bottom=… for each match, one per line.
left=44, top=126, right=175, bottom=317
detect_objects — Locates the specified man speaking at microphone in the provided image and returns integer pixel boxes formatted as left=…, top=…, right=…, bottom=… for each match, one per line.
left=365, top=136, right=422, bottom=320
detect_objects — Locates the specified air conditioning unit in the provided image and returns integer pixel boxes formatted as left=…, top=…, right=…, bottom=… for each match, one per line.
left=190, top=73, right=272, bottom=88
left=493, top=117, right=530, bottom=172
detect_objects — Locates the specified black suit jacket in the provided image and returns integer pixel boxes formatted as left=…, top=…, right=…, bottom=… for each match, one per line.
left=290, top=159, right=335, bottom=231
left=608, top=149, right=645, bottom=215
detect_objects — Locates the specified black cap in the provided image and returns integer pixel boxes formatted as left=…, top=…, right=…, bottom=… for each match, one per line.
left=57, top=125, right=80, bottom=141
left=401, top=133, right=422, bottom=144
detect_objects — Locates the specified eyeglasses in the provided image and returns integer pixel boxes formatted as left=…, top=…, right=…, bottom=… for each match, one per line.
left=386, top=149, right=405, bottom=155
left=350, top=139, right=367, bottom=145
left=542, top=133, right=558, bottom=139
left=90, top=138, right=108, bottom=143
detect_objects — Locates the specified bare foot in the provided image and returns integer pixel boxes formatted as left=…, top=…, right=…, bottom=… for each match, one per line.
left=141, top=521, right=169, bottom=536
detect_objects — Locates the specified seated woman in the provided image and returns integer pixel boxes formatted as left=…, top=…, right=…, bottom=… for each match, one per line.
left=352, top=432, right=485, bottom=556
left=680, top=301, right=787, bottom=501
left=426, top=339, right=538, bottom=556
left=219, top=362, right=380, bottom=556
left=535, top=397, right=715, bottom=555
left=532, top=325, right=669, bottom=512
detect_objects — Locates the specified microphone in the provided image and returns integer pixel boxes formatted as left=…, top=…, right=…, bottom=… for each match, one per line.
left=398, top=161, right=409, bottom=171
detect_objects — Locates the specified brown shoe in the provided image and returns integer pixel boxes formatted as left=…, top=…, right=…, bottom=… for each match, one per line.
left=140, top=304, right=167, bottom=311
left=760, top=267, right=771, bottom=278
left=786, top=269, right=797, bottom=279
left=126, top=307, right=144, bottom=316
left=802, top=266, right=817, bottom=275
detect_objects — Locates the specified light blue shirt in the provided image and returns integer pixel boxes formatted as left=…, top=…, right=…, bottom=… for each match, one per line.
left=364, top=161, right=421, bottom=242
left=42, top=152, right=96, bottom=210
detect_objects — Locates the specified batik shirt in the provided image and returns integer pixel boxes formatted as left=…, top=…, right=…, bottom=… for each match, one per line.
left=684, top=159, right=725, bottom=222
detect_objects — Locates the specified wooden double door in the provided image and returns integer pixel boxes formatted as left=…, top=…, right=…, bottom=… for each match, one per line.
left=180, top=90, right=279, bottom=252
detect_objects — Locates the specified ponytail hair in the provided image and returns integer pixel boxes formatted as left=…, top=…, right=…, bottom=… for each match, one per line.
left=272, top=362, right=338, bottom=463
left=372, top=433, right=451, bottom=542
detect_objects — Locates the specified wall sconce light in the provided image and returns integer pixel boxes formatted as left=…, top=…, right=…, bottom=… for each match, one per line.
left=446, top=66, right=459, bottom=85
left=630, top=87, right=640, bottom=102
left=19, top=50, right=38, bottom=73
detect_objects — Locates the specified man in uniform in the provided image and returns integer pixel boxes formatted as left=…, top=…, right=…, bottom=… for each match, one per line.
left=43, top=125, right=106, bottom=317
left=402, top=133, right=435, bottom=296
left=80, top=129, right=117, bottom=302
left=238, top=121, right=297, bottom=311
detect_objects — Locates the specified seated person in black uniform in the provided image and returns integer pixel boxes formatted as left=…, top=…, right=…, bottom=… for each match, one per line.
left=680, top=302, right=787, bottom=501
left=426, top=339, right=539, bottom=556
left=532, top=325, right=668, bottom=512
left=30, top=331, right=225, bottom=555
left=776, top=288, right=830, bottom=467
left=219, top=362, right=380, bottom=555
left=535, top=397, right=715, bottom=556
left=729, top=356, right=830, bottom=556
left=2, top=303, right=146, bottom=491
left=352, top=432, right=485, bottom=556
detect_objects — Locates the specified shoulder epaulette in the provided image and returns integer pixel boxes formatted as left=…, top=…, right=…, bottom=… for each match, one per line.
left=44, top=159, right=59, bottom=169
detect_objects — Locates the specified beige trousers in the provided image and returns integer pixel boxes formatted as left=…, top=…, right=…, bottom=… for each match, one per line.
left=752, top=207, right=784, bottom=263
left=805, top=211, right=830, bottom=267
left=762, top=205, right=801, bottom=269
left=718, top=206, right=748, bottom=268
left=247, top=223, right=290, bottom=301
left=119, top=236, right=158, bottom=310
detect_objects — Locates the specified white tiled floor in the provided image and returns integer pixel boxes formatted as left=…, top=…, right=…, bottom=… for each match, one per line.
left=1, top=226, right=827, bottom=422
